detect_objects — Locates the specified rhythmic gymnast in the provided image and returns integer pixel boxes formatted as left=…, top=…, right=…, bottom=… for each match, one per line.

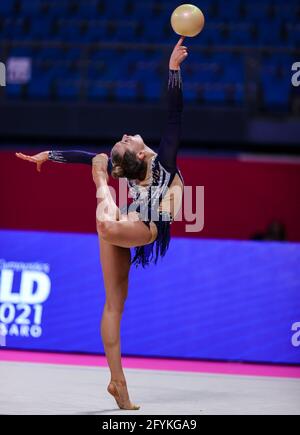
left=16, top=37, right=188, bottom=410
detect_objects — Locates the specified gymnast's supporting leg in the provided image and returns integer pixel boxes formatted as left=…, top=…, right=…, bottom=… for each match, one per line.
left=93, top=155, right=140, bottom=410
left=99, top=238, right=139, bottom=410
left=100, top=239, right=129, bottom=382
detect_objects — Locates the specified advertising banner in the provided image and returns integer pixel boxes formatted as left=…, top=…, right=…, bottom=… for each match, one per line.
left=0, top=230, right=299, bottom=364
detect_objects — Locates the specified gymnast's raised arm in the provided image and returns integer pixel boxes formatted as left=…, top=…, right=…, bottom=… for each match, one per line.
left=157, top=36, right=187, bottom=174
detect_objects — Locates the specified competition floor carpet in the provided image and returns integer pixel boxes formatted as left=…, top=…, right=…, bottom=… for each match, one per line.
left=1, top=351, right=300, bottom=415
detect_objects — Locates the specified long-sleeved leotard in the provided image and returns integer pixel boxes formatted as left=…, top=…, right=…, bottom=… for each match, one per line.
left=48, top=149, right=114, bottom=174
left=48, top=70, right=184, bottom=267
left=124, top=70, right=183, bottom=266
left=157, top=69, right=183, bottom=174
left=48, top=69, right=183, bottom=176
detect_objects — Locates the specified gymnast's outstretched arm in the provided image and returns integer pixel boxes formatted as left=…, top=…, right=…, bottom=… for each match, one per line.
left=48, top=150, right=113, bottom=173
left=16, top=149, right=112, bottom=173
left=157, top=36, right=187, bottom=174
left=48, top=149, right=97, bottom=164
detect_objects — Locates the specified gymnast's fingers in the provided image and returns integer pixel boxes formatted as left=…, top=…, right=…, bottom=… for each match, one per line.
left=16, top=152, right=33, bottom=162
left=176, top=36, right=185, bottom=47
left=16, top=152, right=27, bottom=160
left=16, top=153, right=40, bottom=168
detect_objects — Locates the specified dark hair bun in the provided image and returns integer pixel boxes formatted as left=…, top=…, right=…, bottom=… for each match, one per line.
left=112, top=164, right=125, bottom=179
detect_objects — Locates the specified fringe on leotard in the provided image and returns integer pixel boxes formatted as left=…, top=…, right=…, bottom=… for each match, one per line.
left=131, top=212, right=172, bottom=268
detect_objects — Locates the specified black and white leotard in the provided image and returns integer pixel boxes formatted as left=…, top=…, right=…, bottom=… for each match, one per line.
left=49, top=69, right=184, bottom=267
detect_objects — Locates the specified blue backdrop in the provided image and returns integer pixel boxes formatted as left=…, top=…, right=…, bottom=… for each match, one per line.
left=0, top=229, right=300, bottom=364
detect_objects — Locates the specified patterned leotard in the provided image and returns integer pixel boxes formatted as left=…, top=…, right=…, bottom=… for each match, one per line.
left=49, top=69, right=184, bottom=267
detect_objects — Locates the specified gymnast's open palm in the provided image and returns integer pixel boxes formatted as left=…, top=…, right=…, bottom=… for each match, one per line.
left=15, top=151, right=49, bottom=172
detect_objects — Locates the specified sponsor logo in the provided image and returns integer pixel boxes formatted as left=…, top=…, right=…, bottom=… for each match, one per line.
left=0, top=260, right=51, bottom=343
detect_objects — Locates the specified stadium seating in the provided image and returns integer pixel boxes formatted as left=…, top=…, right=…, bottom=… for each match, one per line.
left=0, top=0, right=298, bottom=110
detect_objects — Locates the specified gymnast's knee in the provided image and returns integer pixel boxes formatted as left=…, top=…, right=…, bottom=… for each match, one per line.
left=105, top=293, right=127, bottom=313
left=96, top=220, right=117, bottom=241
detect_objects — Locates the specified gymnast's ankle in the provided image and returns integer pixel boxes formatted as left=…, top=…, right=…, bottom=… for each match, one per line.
left=110, top=377, right=127, bottom=385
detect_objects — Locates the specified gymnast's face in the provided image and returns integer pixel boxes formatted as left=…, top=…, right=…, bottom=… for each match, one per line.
left=110, top=134, right=146, bottom=161
left=110, top=134, right=148, bottom=180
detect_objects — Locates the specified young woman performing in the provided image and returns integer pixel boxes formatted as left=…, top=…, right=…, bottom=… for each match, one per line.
left=16, top=37, right=188, bottom=410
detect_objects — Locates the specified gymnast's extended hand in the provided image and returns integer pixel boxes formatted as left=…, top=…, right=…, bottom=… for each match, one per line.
left=15, top=151, right=49, bottom=172
left=169, top=36, right=188, bottom=70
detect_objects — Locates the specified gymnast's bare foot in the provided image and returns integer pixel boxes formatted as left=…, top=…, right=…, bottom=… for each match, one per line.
left=107, top=379, right=140, bottom=411
left=92, top=153, right=109, bottom=185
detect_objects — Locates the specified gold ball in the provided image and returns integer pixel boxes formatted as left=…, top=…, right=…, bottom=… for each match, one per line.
left=171, top=4, right=205, bottom=37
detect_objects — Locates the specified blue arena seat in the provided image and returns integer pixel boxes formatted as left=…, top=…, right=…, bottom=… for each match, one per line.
left=203, top=83, right=226, bottom=104
left=5, top=18, right=29, bottom=40
left=101, top=0, right=128, bottom=18
left=8, top=47, right=33, bottom=57
left=73, top=1, right=101, bottom=19
left=1, top=0, right=297, bottom=112
left=0, top=0, right=16, bottom=16
left=91, top=58, right=125, bottom=80
left=88, top=20, right=110, bottom=42
left=263, top=77, right=290, bottom=108
left=62, top=47, right=81, bottom=60
left=261, top=53, right=293, bottom=72
left=197, top=0, right=218, bottom=19
left=259, top=19, right=283, bottom=45
left=287, top=23, right=300, bottom=45
left=55, top=79, right=80, bottom=100
left=27, top=77, right=52, bottom=99
left=201, top=23, right=227, bottom=46
left=19, top=0, right=42, bottom=16
left=261, top=57, right=292, bottom=109
left=142, top=81, right=162, bottom=100
left=115, top=81, right=138, bottom=100
left=141, top=18, right=169, bottom=43
left=233, top=83, right=245, bottom=104
left=58, top=21, right=84, bottom=42
left=30, top=19, right=52, bottom=39
left=42, top=1, right=69, bottom=18
left=132, top=60, right=160, bottom=80
left=88, top=80, right=112, bottom=101
left=87, top=61, right=107, bottom=79
left=244, top=3, right=270, bottom=21
left=217, top=0, right=242, bottom=20
left=187, top=62, right=219, bottom=83
left=90, top=48, right=119, bottom=62
left=227, top=23, right=256, bottom=46
left=222, top=58, right=244, bottom=82
left=5, top=84, right=25, bottom=99
left=110, top=21, right=137, bottom=42
left=183, top=82, right=202, bottom=103
left=37, top=47, right=65, bottom=60
left=132, top=2, right=155, bottom=19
